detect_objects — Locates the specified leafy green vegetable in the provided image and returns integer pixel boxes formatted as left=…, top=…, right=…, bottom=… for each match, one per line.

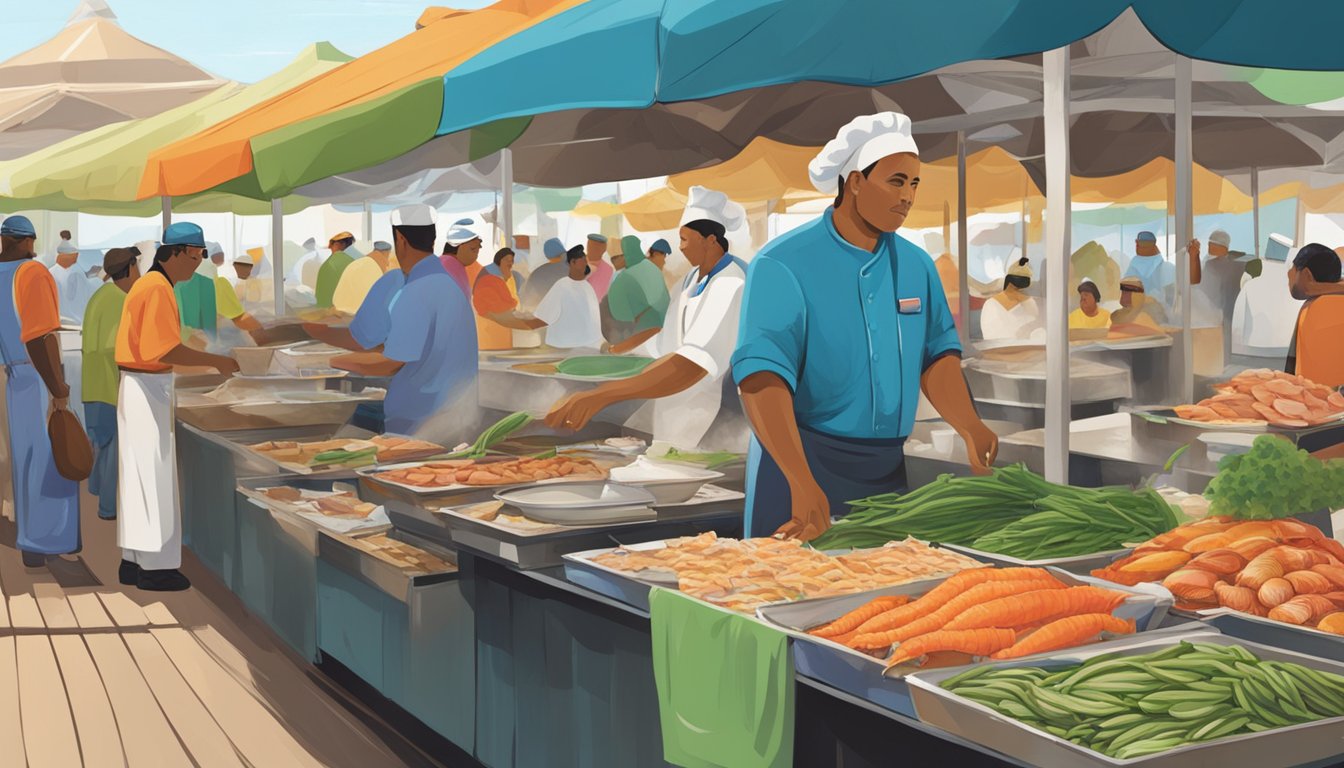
left=1205, top=434, right=1344, bottom=519
left=657, top=446, right=742, bottom=469
left=444, top=411, right=534, bottom=460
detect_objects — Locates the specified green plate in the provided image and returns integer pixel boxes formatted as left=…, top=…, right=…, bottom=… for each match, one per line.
left=555, top=355, right=654, bottom=379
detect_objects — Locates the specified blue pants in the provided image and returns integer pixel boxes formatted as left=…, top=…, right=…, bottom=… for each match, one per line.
left=84, top=402, right=117, bottom=520
left=6, top=363, right=80, bottom=554
left=743, top=428, right=908, bottom=538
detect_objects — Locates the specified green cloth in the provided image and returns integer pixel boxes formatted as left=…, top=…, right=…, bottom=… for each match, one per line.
left=315, top=250, right=354, bottom=308
left=649, top=587, right=794, bottom=768
left=81, top=283, right=127, bottom=406
left=608, top=235, right=669, bottom=333
left=175, top=272, right=218, bottom=335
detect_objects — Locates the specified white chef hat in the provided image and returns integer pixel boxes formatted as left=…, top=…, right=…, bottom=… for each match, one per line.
left=680, top=186, right=746, bottom=231
left=809, top=112, right=919, bottom=194
left=206, top=241, right=224, bottom=257
left=390, top=204, right=438, bottom=228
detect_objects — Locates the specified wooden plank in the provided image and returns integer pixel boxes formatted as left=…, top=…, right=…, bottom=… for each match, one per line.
left=97, top=592, right=148, bottom=628
left=0, top=637, right=26, bottom=767
left=141, top=601, right=179, bottom=627
left=83, top=633, right=192, bottom=768
left=15, top=636, right=81, bottom=768
left=151, top=627, right=323, bottom=768
left=0, top=577, right=11, bottom=629
left=66, top=593, right=115, bottom=629
left=48, top=636, right=124, bottom=768
left=8, top=593, right=44, bottom=629
left=190, top=625, right=257, bottom=687
left=32, top=584, right=77, bottom=630
left=123, top=633, right=244, bottom=768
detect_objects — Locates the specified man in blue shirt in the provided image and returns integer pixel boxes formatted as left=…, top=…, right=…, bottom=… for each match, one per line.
left=331, top=205, right=477, bottom=438
left=732, top=112, right=998, bottom=541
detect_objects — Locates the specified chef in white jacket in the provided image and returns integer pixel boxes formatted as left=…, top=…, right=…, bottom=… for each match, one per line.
left=544, top=186, right=747, bottom=449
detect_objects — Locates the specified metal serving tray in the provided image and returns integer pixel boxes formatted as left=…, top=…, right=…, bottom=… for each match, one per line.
left=317, top=528, right=457, bottom=604
left=907, top=631, right=1344, bottom=768
left=754, top=569, right=1173, bottom=719
left=1176, top=606, right=1344, bottom=664
left=1131, top=406, right=1344, bottom=445
left=940, top=543, right=1133, bottom=574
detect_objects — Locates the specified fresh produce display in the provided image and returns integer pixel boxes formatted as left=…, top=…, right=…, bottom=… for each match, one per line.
left=589, top=533, right=983, bottom=613
left=249, top=435, right=443, bottom=469
left=443, top=411, right=533, bottom=459
left=1092, top=516, right=1344, bottom=633
left=941, top=641, right=1344, bottom=760
left=353, top=534, right=455, bottom=574
left=1204, top=434, right=1344, bottom=520
left=261, top=487, right=377, bottom=519
left=807, top=567, right=1136, bottom=666
left=373, top=455, right=606, bottom=488
left=1173, top=369, right=1344, bottom=427
left=813, top=465, right=1179, bottom=559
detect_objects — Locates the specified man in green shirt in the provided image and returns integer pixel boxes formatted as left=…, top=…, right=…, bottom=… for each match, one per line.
left=82, top=247, right=140, bottom=520
left=315, top=231, right=356, bottom=308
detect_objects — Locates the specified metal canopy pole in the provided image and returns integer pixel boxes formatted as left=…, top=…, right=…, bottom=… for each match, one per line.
left=956, top=131, right=970, bottom=347
left=1175, top=55, right=1194, bottom=404
left=160, top=196, right=171, bottom=231
left=500, top=148, right=515, bottom=248
left=362, top=201, right=373, bottom=243
left=1252, top=166, right=1261, bottom=257
left=1043, top=45, right=1072, bottom=485
left=271, top=198, right=284, bottom=317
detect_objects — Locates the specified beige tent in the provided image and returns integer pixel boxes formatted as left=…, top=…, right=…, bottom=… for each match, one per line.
left=0, top=0, right=227, bottom=159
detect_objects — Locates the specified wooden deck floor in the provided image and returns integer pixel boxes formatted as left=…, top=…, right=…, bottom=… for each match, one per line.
left=0, top=493, right=448, bottom=768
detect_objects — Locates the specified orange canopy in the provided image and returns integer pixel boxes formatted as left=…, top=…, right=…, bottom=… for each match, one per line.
left=138, top=0, right=581, bottom=199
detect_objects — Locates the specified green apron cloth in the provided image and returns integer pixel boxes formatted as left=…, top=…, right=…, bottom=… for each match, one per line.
left=649, top=587, right=794, bottom=768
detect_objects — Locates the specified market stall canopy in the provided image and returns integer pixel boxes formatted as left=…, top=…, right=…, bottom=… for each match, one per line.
left=0, top=0, right=228, bottom=160
left=137, top=0, right=580, bottom=200
left=0, top=43, right=350, bottom=212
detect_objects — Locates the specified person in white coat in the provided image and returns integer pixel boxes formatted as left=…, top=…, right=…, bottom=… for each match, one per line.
left=50, top=241, right=99, bottom=321
left=544, top=186, right=748, bottom=449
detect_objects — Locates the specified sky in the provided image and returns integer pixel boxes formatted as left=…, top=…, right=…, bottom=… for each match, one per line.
left=6, top=0, right=493, bottom=83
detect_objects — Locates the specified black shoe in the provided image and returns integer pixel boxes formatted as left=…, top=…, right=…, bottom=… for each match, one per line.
left=119, top=559, right=140, bottom=586
left=21, top=551, right=45, bottom=568
left=137, top=569, right=190, bottom=592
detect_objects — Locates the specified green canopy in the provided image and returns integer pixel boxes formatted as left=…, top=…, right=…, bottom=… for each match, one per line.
left=0, top=42, right=350, bottom=212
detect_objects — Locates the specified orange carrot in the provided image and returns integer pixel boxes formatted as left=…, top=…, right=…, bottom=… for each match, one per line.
left=850, top=567, right=1058, bottom=636
left=989, top=613, right=1135, bottom=660
left=942, top=586, right=1129, bottom=631
left=884, top=628, right=1017, bottom=668
left=849, top=576, right=1065, bottom=650
left=811, top=595, right=910, bottom=638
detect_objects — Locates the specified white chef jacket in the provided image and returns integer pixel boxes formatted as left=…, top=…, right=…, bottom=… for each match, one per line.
left=979, top=294, right=1046, bottom=341
left=639, top=254, right=747, bottom=449
left=1232, top=259, right=1302, bottom=357
left=535, top=276, right=603, bottom=349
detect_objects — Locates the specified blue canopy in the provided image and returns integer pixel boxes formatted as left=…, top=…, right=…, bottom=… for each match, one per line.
left=436, top=0, right=1344, bottom=138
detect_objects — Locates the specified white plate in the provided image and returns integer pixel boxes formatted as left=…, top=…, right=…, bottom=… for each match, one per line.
left=236, top=369, right=349, bottom=381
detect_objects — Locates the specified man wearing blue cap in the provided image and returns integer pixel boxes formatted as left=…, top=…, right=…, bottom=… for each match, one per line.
left=0, top=215, right=82, bottom=567
left=647, top=239, right=672, bottom=270
left=1125, top=231, right=1176, bottom=309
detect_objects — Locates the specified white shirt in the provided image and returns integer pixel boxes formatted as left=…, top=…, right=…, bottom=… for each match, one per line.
left=50, top=263, right=98, bottom=321
left=980, top=294, right=1046, bottom=341
left=638, top=256, right=747, bottom=448
left=534, top=276, right=603, bottom=349
left=1232, top=259, right=1301, bottom=357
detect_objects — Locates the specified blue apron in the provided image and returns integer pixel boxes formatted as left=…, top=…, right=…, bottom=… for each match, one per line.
left=0, top=260, right=80, bottom=555
left=743, top=428, right=907, bottom=538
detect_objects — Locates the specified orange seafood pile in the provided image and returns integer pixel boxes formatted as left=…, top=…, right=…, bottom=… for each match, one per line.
left=1173, top=369, right=1344, bottom=428
left=590, top=533, right=982, bottom=612
left=808, top=567, right=1135, bottom=668
left=1093, top=517, right=1344, bottom=635
left=374, top=456, right=605, bottom=488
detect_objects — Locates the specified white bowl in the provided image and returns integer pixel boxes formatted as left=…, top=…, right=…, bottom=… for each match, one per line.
left=233, top=346, right=278, bottom=376
left=608, top=457, right=725, bottom=505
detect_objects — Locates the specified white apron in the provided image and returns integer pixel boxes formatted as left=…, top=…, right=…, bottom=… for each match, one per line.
left=118, top=370, right=181, bottom=570
left=641, top=257, right=746, bottom=450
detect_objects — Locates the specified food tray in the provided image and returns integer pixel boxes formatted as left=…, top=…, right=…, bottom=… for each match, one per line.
left=249, top=440, right=444, bottom=476
left=1132, top=407, right=1344, bottom=437
left=939, top=543, right=1133, bottom=574
left=907, top=631, right=1344, bottom=768
left=237, top=483, right=390, bottom=535
left=562, top=541, right=681, bottom=610
left=1176, top=605, right=1344, bottom=664
left=317, top=528, right=457, bottom=603
left=755, top=569, right=1173, bottom=719
left=357, top=457, right=610, bottom=495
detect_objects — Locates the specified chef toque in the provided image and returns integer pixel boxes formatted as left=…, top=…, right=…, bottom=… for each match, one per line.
left=809, top=112, right=919, bottom=194
left=680, top=185, right=746, bottom=231
left=390, top=204, right=438, bottom=228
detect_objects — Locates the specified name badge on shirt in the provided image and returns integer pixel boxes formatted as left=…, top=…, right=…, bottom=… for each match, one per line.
left=898, top=297, right=923, bottom=314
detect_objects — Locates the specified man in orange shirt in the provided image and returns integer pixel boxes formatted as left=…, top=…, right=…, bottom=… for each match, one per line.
left=116, top=222, right=238, bottom=591
left=0, top=215, right=82, bottom=568
left=1286, top=243, right=1344, bottom=387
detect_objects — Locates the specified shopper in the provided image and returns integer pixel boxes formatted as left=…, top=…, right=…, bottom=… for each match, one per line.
left=1286, top=242, right=1344, bottom=387
left=82, top=246, right=140, bottom=522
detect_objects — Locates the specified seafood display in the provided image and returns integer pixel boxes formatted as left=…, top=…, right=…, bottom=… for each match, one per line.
left=371, top=456, right=606, bottom=489
left=352, top=534, right=455, bottom=574
left=261, top=486, right=377, bottom=519
left=588, top=533, right=983, bottom=613
left=807, top=567, right=1136, bottom=667
left=1173, top=369, right=1344, bottom=428
left=940, top=640, right=1344, bottom=760
left=248, top=435, right=443, bottom=469
left=1093, top=517, right=1344, bottom=634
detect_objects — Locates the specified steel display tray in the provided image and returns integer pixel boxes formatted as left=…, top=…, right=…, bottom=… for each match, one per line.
left=1131, top=407, right=1344, bottom=438
left=754, top=569, right=1173, bottom=719
left=1175, top=605, right=1344, bottom=663
left=317, top=527, right=458, bottom=603
left=907, top=631, right=1344, bottom=768
left=939, top=542, right=1133, bottom=574
left=357, top=456, right=613, bottom=496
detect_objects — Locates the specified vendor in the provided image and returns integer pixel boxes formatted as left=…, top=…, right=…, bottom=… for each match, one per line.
left=315, top=231, right=356, bottom=308
left=732, top=112, right=998, bottom=540
left=1069, top=280, right=1111, bottom=330
left=330, top=205, right=477, bottom=437
left=181, top=242, right=265, bottom=342
left=980, top=256, right=1044, bottom=341
left=1111, top=276, right=1167, bottom=333
left=586, top=234, right=613, bottom=300
left=647, top=238, right=671, bottom=270
left=230, top=248, right=275, bottom=310
left=473, top=247, right=526, bottom=351
left=440, top=220, right=483, bottom=299
left=1285, top=243, right=1344, bottom=387
left=50, top=239, right=97, bottom=320
left=504, top=246, right=604, bottom=350
left=116, top=223, right=239, bottom=591
left=545, top=187, right=748, bottom=448
left=331, top=240, right=396, bottom=315
left=1125, top=231, right=1176, bottom=309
